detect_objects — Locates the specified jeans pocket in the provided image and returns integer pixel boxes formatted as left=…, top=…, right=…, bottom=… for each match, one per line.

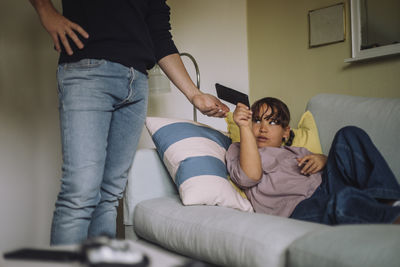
left=57, top=59, right=107, bottom=98
left=63, top=59, right=106, bottom=70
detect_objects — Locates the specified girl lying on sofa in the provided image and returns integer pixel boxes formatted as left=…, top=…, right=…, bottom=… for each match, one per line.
left=226, top=97, right=400, bottom=225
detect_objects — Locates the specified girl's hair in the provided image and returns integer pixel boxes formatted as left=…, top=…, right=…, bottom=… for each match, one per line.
left=250, top=97, right=295, bottom=146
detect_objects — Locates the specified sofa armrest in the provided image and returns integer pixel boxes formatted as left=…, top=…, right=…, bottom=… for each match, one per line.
left=123, top=148, right=177, bottom=226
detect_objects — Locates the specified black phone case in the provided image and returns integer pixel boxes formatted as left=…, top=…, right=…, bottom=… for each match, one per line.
left=215, top=83, right=249, bottom=107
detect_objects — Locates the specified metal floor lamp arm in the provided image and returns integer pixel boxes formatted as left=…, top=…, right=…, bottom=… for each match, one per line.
left=180, top=52, right=200, bottom=122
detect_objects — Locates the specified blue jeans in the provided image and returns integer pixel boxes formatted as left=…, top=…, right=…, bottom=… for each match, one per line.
left=290, top=126, right=400, bottom=225
left=51, top=59, right=148, bottom=245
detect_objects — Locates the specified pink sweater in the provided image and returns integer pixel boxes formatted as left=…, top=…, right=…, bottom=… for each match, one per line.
left=226, top=143, right=322, bottom=217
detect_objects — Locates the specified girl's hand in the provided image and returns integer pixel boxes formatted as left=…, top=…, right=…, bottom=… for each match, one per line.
left=297, top=154, right=327, bottom=175
left=233, top=103, right=252, bottom=128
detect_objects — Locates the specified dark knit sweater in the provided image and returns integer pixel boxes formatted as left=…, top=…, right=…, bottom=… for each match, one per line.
left=59, top=0, right=178, bottom=74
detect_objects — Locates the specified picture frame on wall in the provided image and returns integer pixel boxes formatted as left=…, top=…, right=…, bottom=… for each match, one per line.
left=308, top=3, right=345, bottom=48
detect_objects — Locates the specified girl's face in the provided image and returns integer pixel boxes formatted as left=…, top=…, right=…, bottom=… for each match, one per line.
left=252, top=104, right=290, bottom=148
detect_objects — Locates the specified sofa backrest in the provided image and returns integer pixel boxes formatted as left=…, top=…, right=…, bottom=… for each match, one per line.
left=307, top=93, right=400, bottom=182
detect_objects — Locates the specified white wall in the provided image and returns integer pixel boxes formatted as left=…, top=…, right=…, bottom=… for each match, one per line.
left=0, top=0, right=248, bottom=253
left=138, top=0, right=249, bottom=148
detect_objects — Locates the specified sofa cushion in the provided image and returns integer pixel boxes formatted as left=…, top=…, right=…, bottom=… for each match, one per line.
left=145, top=117, right=253, bottom=212
left=133, top=195, right=327, bottom=267
left=225, top=111, right=323, bottom=154
left=287, top=225, right=400, bottom=267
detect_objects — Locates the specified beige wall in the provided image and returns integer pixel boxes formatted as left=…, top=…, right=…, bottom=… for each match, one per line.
left=0, top=1, right=62, bottom=251
left=247, top=0, right=400, bottom=125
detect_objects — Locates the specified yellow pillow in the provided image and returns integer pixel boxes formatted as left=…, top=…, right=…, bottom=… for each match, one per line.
left=291, top=111, right=322, bottom=154
left=225, top=112, right=241, bottom=143
left=225, top=110, right=322, bottom=154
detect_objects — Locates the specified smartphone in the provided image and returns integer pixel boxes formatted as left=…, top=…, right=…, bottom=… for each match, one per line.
left=215, top=83, right=250, bottom=107
left=3, top=248, right=82, bottom=262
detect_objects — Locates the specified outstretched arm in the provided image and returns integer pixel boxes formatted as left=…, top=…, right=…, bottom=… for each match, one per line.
left=157, top=53, right=229, bottom=118
left=233, top=103, right=262, bottom=181
left=29, top=0, right=89, bottom=55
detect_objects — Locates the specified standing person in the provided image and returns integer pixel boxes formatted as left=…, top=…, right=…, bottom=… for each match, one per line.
left=29, top=0, right=229, bottom=246
left=226, top=98, right=400, bottom=225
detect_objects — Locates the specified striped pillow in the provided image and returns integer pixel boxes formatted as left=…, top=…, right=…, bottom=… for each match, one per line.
left=146, top=117, right=253, bottom=212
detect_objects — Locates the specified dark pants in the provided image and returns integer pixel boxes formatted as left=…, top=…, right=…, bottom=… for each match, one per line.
left=290, top=126, right=400, bottom=225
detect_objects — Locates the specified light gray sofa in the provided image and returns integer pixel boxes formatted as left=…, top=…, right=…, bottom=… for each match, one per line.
left=124, top=94, right=400, bottom=267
